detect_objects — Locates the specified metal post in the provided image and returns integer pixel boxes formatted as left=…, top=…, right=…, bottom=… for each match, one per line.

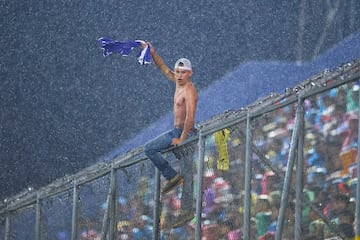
left=275, top=98, right=303, bottom=240
left=243, top=113, right=252, bottom=240
left=294, top=99, right=305, bottom=240
left=153, top=169, right=161, bottom=240
left=195, top=130, right=205, bottom=240
left=108, top=168, right=117, bottom=240
left=101, top=170, right=116, bottom=239
left=5, top=215, right=10, bottom=240
left=71, top=181, right=79, bottom=240
left=35, top=193, right=41, bottom=240
left=355, top=88, right=360, bottom=239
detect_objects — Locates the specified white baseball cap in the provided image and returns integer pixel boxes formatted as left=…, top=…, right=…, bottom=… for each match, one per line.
left=174, top=58, right=192, bottom=71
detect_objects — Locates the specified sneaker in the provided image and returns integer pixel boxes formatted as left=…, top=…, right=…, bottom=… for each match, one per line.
left=171, top=210, right=195, bottom=228
left=161, top=174, right=184, bottom=195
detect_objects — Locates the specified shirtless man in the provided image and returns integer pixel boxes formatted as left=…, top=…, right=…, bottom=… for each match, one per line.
left=144, top=42, right=198, bottom=196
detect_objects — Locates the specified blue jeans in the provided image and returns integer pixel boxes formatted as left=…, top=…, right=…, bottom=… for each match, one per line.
left=144, top=127, right=195, bottom=180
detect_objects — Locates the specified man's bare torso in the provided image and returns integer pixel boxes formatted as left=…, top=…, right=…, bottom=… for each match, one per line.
left=173, top=82, right=197, bottom=127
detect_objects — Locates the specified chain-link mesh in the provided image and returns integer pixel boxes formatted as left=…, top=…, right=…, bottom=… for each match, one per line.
left=41, top=191, right=73, bottom=240
left=299, top=83, right=358, bottom=240
left=115, top=161, right=156, bottom=239
left=7, top=206, right=36, bottom=240
left=196, top=123, right=246, bottom=240
left=77, top=176, right=110, bottom=239
left=250, top=105, right=296, bottom=239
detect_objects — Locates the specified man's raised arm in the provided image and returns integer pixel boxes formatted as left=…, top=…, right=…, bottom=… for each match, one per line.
left=147, top=43, right=176, bottom=83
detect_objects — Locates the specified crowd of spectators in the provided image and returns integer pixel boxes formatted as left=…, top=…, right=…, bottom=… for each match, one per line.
left=248, top=81, right=359, bottom=239
left=73, top=80, right=359, bottom=240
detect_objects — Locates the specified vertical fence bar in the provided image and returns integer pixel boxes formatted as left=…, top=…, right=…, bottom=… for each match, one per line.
left=294, top=98, right=305, bottom=240
left=108, top=168, right=117, bottom=240
left=244, top=113, right=252, bottom=240
left=275, top=98, right=303, bottom=240
left=5, top=215, right=10, bottom=240
left=101, top=169, right=115, bottom=239
left=71, top=181, right=79, bottom=240
left=355, top=90, right=360, bottom=240
left=195, top=130, right=205, bottom=240
left=243, top=113, right=252, bottom=240
left=35, top=193, right=41, bottom=240
left=153, top=168, right=161, bottom=240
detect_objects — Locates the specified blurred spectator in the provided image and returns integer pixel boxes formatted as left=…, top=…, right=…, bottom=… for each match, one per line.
left=306, top=135, right=328, bottom=185
left=324, top=140, right=343, bottom=178
left=307, top=203, right=325, bottom=239
left=224, top=208, right=243, bottom=240
left=202, top=170, right=216, bottom=217
left=320, top=95, right=336, bottom=131
left=128, top=195, right=148, bottom=220
left=167, top=227, right=190, bottom=240
left=116, top=220, right=131, bottom=240
left=306, top=96, right=323, bottom=130
left=131, top=215, right=153, bottom=240
left=254, top=194, right=272, bottom=237
left=266, top=194, right=280, bottom=233
left=336, top=209, right=355, bottom=239
left=329, top=193, right=350, bottom=223
left=327, top=104, right=349, bottom=143
left=306, top=135, right=327, bottom=169
left=282, top=201, right=295, bottom=240
left=307, top=166, right=327, bottom=190
left=336, top=87, right=348, bottom=110
left=137, top=177, right=153, bottom=207
left=252, top=173, right=264, bottom=195
left=341, top=113, right=358, bottom=152
left=213, top=177, right=233, bottom=206
left=265, top=138, right=286, bottom=169
left=258, top=231, right=275, bottom=240
left=323, top=193, right=351, bottom=238
left=80, top=229, right=99, bottom=240
left=346, top=82, right=359, bottom=113
left=261, top=171, right=280, bottom=195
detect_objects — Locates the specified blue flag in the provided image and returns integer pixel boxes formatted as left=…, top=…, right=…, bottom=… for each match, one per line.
left=98, top=38, right=151, bottom=65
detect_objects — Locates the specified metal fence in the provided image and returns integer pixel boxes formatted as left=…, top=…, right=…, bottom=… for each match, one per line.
left=1, top=59, right=360, bottom=240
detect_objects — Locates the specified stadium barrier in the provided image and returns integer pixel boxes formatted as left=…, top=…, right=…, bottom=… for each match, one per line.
left=1, top=59, right=360, bottom=240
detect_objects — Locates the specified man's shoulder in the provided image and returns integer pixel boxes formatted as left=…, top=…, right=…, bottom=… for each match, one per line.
left=185, top=81, right=197, bottom=92
left=185, top=83, right=198, bottom=99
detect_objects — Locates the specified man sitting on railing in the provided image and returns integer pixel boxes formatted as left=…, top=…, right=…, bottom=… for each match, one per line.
left=142, top=42, right=198, bottom=228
